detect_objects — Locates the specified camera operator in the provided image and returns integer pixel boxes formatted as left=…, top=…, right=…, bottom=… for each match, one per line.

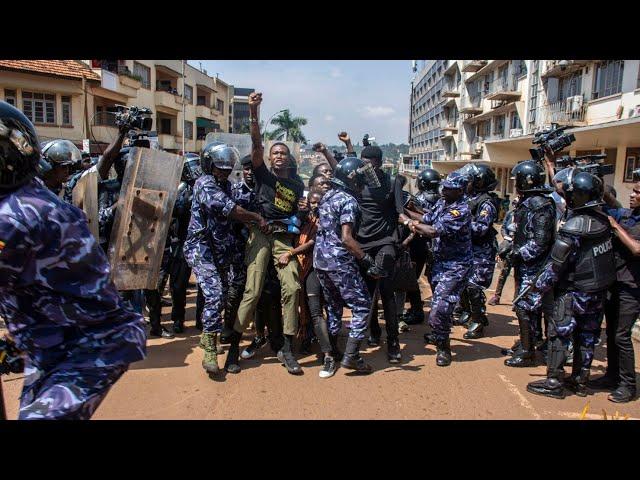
left=524, top=171, right=616, bottom=399
left=588, top=174, right=640, bottom=402
left=315, top=131, right=414, bottom=364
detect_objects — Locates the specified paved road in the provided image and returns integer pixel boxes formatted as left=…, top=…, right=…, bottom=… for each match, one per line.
left=3, top=274, right=639, bottom=420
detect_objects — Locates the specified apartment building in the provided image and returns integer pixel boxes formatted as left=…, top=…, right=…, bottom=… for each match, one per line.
left=0, top=60, right=101, bottom=149
left=0, top=60, right=233, bottom=155
left=406, top=60, right=640, bottom=198
left=232, top=87, right=255, bottom=133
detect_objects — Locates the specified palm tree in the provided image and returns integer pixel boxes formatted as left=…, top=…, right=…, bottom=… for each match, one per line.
left=270, top=110, right=308, bottom=144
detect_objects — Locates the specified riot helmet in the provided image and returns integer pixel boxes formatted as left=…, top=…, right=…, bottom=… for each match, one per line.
left=417, top=168, right=441, bottom=192
left=182, top=154, right=203, bottom=184
left=563, top=170, right=604, bottom=211
left=201, top=141, right=239, bottom=174
left=39, top=139, right=82, bottom=177
left=510, top=160, right=551, bottom=194
left=458, top=163, right=498, bottom=192
left=0, top=101, right=40, bottom=191
left=331, top=156, right=367, bottom=194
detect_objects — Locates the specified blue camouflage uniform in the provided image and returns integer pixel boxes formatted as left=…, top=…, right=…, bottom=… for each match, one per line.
left=0, top=178, right=146, bottom=420
left=467, top=193, right=498, bottom=289
left=230, top=180, right=256, bottom=281
left=313, top=188, right=371, bottom=340
left=184, top=175, right=236, bottom=334
left=422, top=174, right=472, bottom=342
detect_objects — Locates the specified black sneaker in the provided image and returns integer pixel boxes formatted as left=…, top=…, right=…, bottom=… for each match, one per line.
left=277, top=350, right=303, bottom=375
left=387, top=339, right=401, bottom=364
left=367, top=334, right=381, bottom=347
left=149, top=327, right=175, bottom=339
left=241, top=336, right=268, bottom=359
left=319, top=355, right=337, bottom=379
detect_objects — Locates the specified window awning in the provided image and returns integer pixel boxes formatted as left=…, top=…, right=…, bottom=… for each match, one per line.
left=196, top=117, right=216, bottom=128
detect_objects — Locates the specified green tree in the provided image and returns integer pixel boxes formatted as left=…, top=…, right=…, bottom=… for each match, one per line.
left=270, top=109, right=308, bottom=144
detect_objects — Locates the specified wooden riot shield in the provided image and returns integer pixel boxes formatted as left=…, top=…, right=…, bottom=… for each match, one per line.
left=72, top=169, right=99, bottom=241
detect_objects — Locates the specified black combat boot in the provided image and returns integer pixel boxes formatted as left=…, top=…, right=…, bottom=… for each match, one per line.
left=565, top=338, right=589, bottom=397
left=277, top=335, right=303, bottom=375
left=463, top=287, right=489, bottom=339
left=341, top=337, right=372, bottom=374
left=435, top=338, right=452, bottom=367
left=504, top=312, right=536, bottom=368
left=527, top=338, right=566, bottom=399
left=404, top=305, right=425, bottom=325
left=224, top=330, right=242, bottom=374
left=501, top=339, right=522, bottom=356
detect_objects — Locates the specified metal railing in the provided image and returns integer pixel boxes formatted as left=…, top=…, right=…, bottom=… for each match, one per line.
left=542, top=98, right=587, bottom=124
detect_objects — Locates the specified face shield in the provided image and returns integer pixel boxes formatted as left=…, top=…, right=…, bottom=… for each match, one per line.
left=357, top=161, right=381, bottom=189
left=210, top=145, right=240, bottom=171
left=553, top=166, right=576, bottom=198
left=41, top=139, right=82, bottom=166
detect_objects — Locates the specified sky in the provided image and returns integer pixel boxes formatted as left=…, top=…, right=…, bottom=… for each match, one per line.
left=191, top=60, right=412, bottom=145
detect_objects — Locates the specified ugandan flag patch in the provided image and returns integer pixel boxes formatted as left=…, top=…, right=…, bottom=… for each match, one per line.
left=0, top=240, right=5, bottom=252
left=449, top=209, right=460, bottom=217
left=480, top=209, right=489, bottom=217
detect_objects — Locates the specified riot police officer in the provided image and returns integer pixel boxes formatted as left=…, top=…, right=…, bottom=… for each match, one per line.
left=525, top=171, right=616, bottom=398
left=457, top=164, right=500, bottom=339
left=401, top=168, right=441, bottom=325
left=0, top=100, right=146, bottom=419
left=38, top=139, right=82, bottom=197
left=314, top=156, right=384, bottom=376
left=410, top=171, right=472, bottom=366
left=184, top=142, right=268, bottom=376
left=505, top=161, right=556, bottom=368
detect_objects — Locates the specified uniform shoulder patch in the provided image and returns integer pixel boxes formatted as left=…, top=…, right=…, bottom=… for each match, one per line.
left=0, top=240, right=5, bottom=252
left=449, top=209, right=460, bottom=217
left=480, top=209, right=489, bottom=217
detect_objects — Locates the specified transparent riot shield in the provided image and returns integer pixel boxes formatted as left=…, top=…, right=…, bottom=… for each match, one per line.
left=107, top=147, right=183, bottom=291
left=72, top=169, right=99, bottom=240
left=205, top=132, right=253, bottom=183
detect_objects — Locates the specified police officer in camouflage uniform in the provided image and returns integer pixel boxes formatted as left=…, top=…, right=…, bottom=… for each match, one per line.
left=0, top=101, right=147, bottom=420
left=314, top=156, right=384, bottom=377
left=524, top=171, right=616, bottom=399
left=505, top=161, right=557, bottom=368
left=38, top=139, right=82, bottom=198
left=400, top=168, right=441, bottom=325
left=184, top=142, right=268, bottom=376
left=457, top=164, right=500, bottom=340
left=410, top=171, right=472, bottom=367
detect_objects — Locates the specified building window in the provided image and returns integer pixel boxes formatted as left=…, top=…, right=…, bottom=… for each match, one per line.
left=61, top=96, right=72, bottom=125
left=197, top=95, right=207, bottom=106
left=558, top=72, right=583, bottom=101
left=624, top=148, right=640, bottom=182
left=184, top=121, right=193, bottom=140
left=160, top=118, right=172, bottom=135
left=528, top=60, right=539, bottom=133
left=22, top=91, right=56, bottom=124
left=593, top=60, right=624, bottom=99
left=216, top=99, right=224, bottom=113
left=184, top=85, right=193, bottom=104
left=509, top=111, right=522, bottom=131
left=133, top=62, right=151, bottom=89
left=4, top=89, right=16, bottom=106
left=493, top=115, right=505, bottom=137
left=514, top=60, right=527, bottom=78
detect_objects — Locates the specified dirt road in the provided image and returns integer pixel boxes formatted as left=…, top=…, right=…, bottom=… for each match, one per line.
left=3, top=274, right=639, bottom=420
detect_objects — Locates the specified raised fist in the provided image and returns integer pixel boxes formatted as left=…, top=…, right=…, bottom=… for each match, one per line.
left=312, top=142, right=327, bottom=153
left=249, top=92, right=263, bottom=108
left=338, top=131, right=350, bottom=143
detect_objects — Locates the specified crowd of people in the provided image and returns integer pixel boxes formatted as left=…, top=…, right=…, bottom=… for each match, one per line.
left=0, top=91, right=638, bottom=420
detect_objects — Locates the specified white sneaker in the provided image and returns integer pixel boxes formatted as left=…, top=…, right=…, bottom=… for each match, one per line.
left=319, top=355, right=337, bottom=379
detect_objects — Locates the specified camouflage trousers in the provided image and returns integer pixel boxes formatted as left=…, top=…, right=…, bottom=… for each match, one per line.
left=193, top=260, right=230, bottom=334
left=19, top=363, right=128, bottom=420
left=316, top=267, right=371, bottom=340
left=429, top=263, right=471, bottom=342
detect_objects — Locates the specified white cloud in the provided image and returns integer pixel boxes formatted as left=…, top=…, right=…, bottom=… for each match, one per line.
left=324, top=115, right=334, bottom=122
left=329, top=67, right=342, bottom=78
left=362, top=106, right=395, bottom=118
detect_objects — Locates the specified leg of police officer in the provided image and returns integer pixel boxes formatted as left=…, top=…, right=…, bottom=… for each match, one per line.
left=144, top=247, right=174, bottom=339
left=317, top=268, right=372, bottom=375
left=193, top=260, right=227, bottom=374
left=489, top=258, right=512, bottom=305
left=221, top=260, right=247, bottom=343
left=405, top=239, right=427, bottom=324
left=195, top=286, right=204, bottom=330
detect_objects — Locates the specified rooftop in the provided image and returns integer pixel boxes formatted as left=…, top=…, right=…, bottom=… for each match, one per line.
left=0, top=60, right=101, bottom=81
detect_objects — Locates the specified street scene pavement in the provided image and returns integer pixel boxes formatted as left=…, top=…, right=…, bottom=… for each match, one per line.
left=3, top=273, right=638, bottom=420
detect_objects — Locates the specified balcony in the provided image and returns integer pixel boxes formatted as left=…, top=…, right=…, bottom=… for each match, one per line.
left=542, top=60, right=590, bottom=78
left=458, top=138, right=483, bottom=157
left=541, top=97, right=588, bottom=126
left=462, top=60, right=488, bottom=73
left=154, top=91, right=181, bottom=113
left=459, top=94, right=483, bottom=115
left=443, top=61, right=458, bottom=76
left=158, top=133, right=177, bottom=150
left=196, top=104, right=213, bottom=118
left=484, top=75, right=521, bottom=102
left=442, top=83, right=460, bottom=98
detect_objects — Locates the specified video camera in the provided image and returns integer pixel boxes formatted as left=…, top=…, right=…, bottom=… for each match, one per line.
left=529, top=123, right=576, bottom=161
left=115, top=105, right=153, bottom=132
left=362, top=134, right=376, bottom=147
left=554, top=153, right=614, bottom=178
